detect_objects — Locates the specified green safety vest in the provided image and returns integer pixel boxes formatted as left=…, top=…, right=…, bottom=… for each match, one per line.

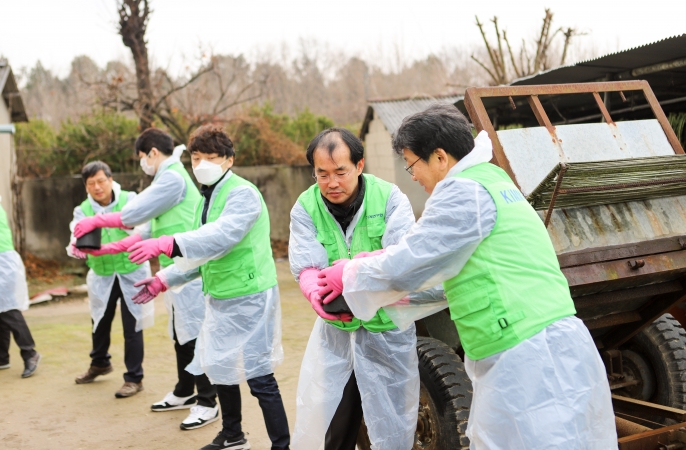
left=0, top=205, right=15, bottom=253
left=445, top=163, right=576, bottom=360
left=298, top=174, right=397, bottom=333
left=197, top=174, right=277, bottom=299
left=81, top=192, right=141, bottom=276
left=151, top=162, right=202, bottom=267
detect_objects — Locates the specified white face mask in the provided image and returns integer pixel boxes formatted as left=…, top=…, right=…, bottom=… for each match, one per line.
left=140, top=154, right=156, bottom=176
left=193, top=159, right=228, bottom=185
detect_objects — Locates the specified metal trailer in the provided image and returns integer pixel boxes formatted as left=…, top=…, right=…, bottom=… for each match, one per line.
left=361, top=81, right=686, bottom=450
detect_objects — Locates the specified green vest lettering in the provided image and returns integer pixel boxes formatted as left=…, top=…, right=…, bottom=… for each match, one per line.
left=151, top=162, right=202, bottom=267
left=444, top=163, right=576, bottom=360
left=298, top=174, right=396, bottom=333
left=197, top=174, right=277, bottom=299
left=0, top=205, right=15, bottom=253
left=81, top=191, right=142, bottom=276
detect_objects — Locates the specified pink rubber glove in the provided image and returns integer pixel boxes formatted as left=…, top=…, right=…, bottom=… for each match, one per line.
left=353, top=249, right=386, bottom=259
left=70, top=243, right=88, bottom=260
left=127, top=235, right=175, bottom=264
left=83, top=234, right=143, bottom=256
left=318, top=259, right=349, bottom=304
left=74, top=212, right=125, bottom=238
left=300, top=268, right=352, bottom=321
left=132, top=274, right=169, bottom=304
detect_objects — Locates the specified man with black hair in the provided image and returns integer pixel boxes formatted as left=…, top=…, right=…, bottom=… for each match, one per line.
left=128, top=125, right=289, bottom=450
left=0, top=199, right=40, bottom=378
left=67, top=161, right=153, bottom=398
left=74, top=128, right=216, bottom=430
left=318, top=104, right=616, bottom=449
left=289, top=128, right=439, bottom=450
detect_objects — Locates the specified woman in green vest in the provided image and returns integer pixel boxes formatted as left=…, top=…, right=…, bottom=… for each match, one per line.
left=127, top=125, right=289, bottom=450
left=0, top=197, right=40, bottom=378
left=318, top=105, right=616, bottom=449
left=74, top=128, right=216, bottom=430
left=67, top=161, right=153, bottom=399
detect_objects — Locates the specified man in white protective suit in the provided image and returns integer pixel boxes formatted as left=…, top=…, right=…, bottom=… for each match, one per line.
left=67, top=161, right=154, bottom=398
left=74, top=128, right=217, bottom=430
left=289, top=128, right=443, bottom=450
left=0, top=197, right=41, bottom=378
left=127, top=125, right=289, bottom=450
left=317, top=104, right=617, bottom=450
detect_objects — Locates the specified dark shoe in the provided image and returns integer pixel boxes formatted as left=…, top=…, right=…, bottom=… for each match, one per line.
left=21, top=353, right=41, bottom=378
left=0, top=363, right=10, bottom=370
left=75, top=364, right=113, bottom=384
left=200, top=432, right=251, bottom=450
left=115, top=381, right=143, bottom=398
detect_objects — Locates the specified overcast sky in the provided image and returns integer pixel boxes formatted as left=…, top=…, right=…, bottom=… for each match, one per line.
left=1, top=0, right=684, bottom=78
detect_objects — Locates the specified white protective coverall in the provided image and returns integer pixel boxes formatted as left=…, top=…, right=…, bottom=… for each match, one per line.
left=0, top=198, right=29, bottom=315
left=161, top=171, right=283, bottom=386
left=338, top=132, right=617, bottom=450
left=120, top=151, right=205, bottom=345
left=289, top=184, right=444, bottom=450
left=67, top=182, right=154, bottom=332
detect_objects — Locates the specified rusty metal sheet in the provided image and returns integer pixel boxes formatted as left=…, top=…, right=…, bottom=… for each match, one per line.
left=543, top=195, right=686, bottom=255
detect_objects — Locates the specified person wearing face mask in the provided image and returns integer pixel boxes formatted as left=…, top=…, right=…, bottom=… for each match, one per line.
left=127, top=125, right=289, bottom=450
left=0, top=197, right=41, bottom=379
left=73, top=128, right=217, bottom=430
left=289, top=128, right=445, bottom=450
left=67, top=161, right=154, bottom=398
left=317, top=104, right=616, bottom=449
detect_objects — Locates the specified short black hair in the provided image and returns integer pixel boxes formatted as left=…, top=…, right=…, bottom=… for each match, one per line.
left=392, top=104, right=474, bottom=161
left=81, top=161, right=112, bottom=183
left=135, top=128, right=174, bottom=156
left=306, top=128, right=364, bottom=167
left=188, top=124, right=235, bottom=158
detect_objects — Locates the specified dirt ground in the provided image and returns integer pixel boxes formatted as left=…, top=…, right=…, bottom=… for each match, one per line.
left=0, top=261, right=316, bottom=450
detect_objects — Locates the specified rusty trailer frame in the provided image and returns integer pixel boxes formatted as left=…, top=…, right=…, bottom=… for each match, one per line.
left=463, top=81, right=686, bottom=449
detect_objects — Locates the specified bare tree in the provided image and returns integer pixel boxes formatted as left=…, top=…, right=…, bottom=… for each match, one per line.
left=472, top=9, right=580, bottom=85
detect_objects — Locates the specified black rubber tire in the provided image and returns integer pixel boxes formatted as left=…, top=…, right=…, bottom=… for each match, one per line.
left=414, top=336, right=472, bottom=450
left=621, top=313, right=686, bottom=410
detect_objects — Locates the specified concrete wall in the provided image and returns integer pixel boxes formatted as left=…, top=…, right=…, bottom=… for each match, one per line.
left=362, top=110, right=429, bottom=217
left=19, top=165, right=313, bottom=261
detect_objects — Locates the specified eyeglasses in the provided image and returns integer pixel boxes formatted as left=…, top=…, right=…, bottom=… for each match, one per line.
left=404, top=157, right=422, bottom=176
left=312, top=170, right=352, bottom=184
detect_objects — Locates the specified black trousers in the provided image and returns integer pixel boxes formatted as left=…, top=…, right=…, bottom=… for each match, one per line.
left=0, top=309, right=37, bottom=365
left=325, top=371, right=363, bottom=450
left=171, top=308, right=216, bottom=407
left=217, top=373, right=290, bottom=450
left=90, top=278, right=144, bottom=383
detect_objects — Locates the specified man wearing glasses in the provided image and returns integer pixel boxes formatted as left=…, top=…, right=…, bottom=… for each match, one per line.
left=289, top=128, right=424, bottom=450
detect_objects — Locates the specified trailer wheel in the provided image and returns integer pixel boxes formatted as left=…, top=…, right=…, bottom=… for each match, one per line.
left=621, top=314, right=686, bottom=410
left=413, top=337, right=472, bottom=450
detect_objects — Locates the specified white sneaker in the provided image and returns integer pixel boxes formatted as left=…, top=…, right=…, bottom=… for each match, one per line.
left=180, top=405, right=219, bottom=430
left=151, top=391, right=197, bottom=412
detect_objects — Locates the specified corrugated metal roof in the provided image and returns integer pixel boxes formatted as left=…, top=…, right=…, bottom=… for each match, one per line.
left=360, top=94, right=463, bottom=138
left=0, top=59, right=28, bottom=123
left=512, top=34, right=686, bottom=86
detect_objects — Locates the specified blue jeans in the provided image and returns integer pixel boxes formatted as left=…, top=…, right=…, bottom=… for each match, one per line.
left=217, top=373, right=290, bottom=450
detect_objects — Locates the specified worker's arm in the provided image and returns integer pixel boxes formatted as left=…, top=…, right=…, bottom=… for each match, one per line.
left=120, top=170, right=186, bottom=227
left=173, top=185, right=262, bottom=271
left=288, top=201, right=330, bottom=281
left=341, top=176, right=497, bottom=321
left=159, top=263, right=201, bottom=289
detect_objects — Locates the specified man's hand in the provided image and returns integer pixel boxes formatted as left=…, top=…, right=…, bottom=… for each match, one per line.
left=353, top=249, right=385, bottom=259
left=70, top=243, right=88, bottom=260
left=317, top=259, right=349, bottom=304
left=127, top=236, right=175, bottom=264
left=132, top=275, right=168, bottom=304
left=74, top=212, right=124, bottom=238
left=300, top=268, right=353, bottom=322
